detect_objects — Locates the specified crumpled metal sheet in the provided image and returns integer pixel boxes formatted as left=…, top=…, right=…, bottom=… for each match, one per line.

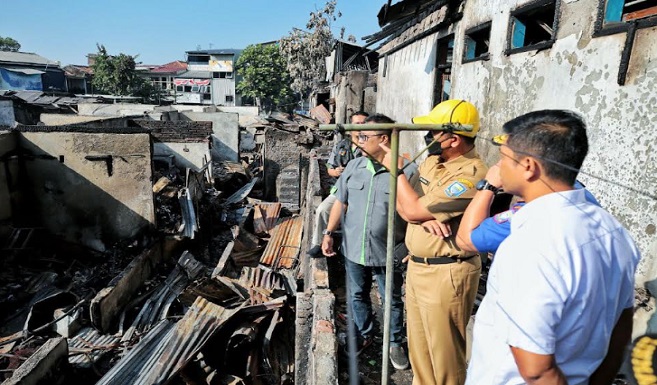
left=224, top=177, right=259, bottom=206
left=253, top=202, right=282, bottom=235
left=120, top=252, right=204, bottom=343
left=178, top=188, right=198, bottom=239
left=96, top=320, right=175, bottom=385
left=68, top=327, right=122, bottom=368
left=132, top=296, right=240, bottom=385
left=259, top=216, right=304, bottom=270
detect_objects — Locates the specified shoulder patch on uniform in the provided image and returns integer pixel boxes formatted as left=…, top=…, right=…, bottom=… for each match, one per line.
left=419, top=176, right=430, bottom=185
left=339, top=149, right=347, bottom=156
left=444, top=181, right=469, bottom=197
left=493, top=210, right=513, bottom=223
left=457, top=178, right=474, bottom=189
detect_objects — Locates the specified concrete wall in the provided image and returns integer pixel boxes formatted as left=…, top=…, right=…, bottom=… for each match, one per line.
left=0, top=100, right=15, bottom=127
left=17, top=131, right=155, bottom=251
left=153, top=142, right=210, bottom=171
left=40, top=114, right=130, bottom=127
left=77, top=103, right=159, bottom=117
left=333, top=71, right=370, bottom=124
left=0, top=131, right=18, bottom=221
left=376, top=0, right=657, bottom=336
left=180, top=111, right=239, bottom=162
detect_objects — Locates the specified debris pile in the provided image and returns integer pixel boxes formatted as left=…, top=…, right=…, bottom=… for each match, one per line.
left=0, top=150, right=304, bottom=384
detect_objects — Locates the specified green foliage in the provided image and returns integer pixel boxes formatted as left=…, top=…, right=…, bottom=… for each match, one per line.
left=236, top=44, right=296, bottom=112
left=0, top=36, right=21, bottom=52
left=90, top=44, right=159, bottom=101
left=280, top=0, right=340, bottom=98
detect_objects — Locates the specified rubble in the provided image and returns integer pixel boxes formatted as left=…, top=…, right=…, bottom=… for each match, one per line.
left=0, top=109, right=331, bottom=385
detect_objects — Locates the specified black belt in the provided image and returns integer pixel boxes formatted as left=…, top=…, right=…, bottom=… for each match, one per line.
left=410, top=254, right=475, bottom=265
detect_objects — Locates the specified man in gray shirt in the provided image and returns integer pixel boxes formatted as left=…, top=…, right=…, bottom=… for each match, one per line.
left=321, top=114, right=415, bottom=370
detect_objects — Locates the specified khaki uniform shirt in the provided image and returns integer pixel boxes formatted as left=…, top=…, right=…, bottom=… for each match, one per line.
left=405, top=148, right=488, bottom=258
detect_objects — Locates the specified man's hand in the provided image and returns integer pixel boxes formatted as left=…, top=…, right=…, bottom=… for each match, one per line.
left=328, top=166, right=345, bottom=178
left=421, top=220, right=452, bottom=238
left=379, top=143, right=404, bottom=173
left=321, top=235, right=337, bottom=257
left=485, top=161, right=502, bottom=188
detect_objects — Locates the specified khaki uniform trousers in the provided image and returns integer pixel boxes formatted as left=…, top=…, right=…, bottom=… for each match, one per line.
left=406, top=256, right=481, bottom=385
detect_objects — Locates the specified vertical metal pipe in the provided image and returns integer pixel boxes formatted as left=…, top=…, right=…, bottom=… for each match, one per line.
left=381, top=129, right=400, bottom=384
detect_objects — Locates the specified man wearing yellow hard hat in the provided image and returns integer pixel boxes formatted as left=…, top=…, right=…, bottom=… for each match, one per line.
left=386, top=99, right=487, bottom=385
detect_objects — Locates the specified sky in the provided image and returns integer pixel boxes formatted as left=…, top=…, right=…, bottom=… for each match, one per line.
left=1, top=0, right=384, bottom=66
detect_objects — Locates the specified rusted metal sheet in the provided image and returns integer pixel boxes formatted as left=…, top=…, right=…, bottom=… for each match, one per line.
left=253, top=202, right=282, bottom=235
left=309, top=105, right=332, bottom=125
left=134, top=296, right=239, bottom=385
left=259, top=216, right=304, bottom=270
left=237, top=267, right=286, bottom=304
left=68, top=327, right=122, bottom=368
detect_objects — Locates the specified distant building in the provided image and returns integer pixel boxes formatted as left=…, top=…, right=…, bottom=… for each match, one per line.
left=63, top=65, right=93, bottom=94
left=0, top=51, right=66, bottom=92
left=147, top=61, right=188, bottom=102
left=174, top=49, right=241, bottom=106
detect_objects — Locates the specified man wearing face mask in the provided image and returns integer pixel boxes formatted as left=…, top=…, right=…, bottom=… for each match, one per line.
left=385, top=100, right=487, bottom=385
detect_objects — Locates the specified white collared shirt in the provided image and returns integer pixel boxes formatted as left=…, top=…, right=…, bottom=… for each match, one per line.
left=466, top=189, right=640, bottom=385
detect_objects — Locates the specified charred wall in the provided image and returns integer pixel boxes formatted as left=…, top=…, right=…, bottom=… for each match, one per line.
left=13, top=127, right=155, bottom=251
left=264, top=129, right=312, bottom=209
left=0, top=131, right=18, bottom=221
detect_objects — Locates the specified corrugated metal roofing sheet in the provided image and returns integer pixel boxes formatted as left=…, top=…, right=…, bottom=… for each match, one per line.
left=259, top=216, right=303, bottom=270
left=68, top=327, right=122, bottom=368
left=253, top=202, right=282, bottom=235
left=96, top=320, right=175, bottom=385
left=132, top=297, right=239, bottom=385
left=0, top=51, right=60, bottom=66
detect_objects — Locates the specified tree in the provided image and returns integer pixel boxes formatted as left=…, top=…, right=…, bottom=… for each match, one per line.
left=0, top=36, right=21, bottom=52
left=236, top=44, right=296, bottom=112
left=280, top=0, right=341, bottom=98
left=90, top=44, right=158, bottom=101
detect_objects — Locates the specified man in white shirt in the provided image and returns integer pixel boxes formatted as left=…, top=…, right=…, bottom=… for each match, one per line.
left=466, top=109, right=640, bottom=385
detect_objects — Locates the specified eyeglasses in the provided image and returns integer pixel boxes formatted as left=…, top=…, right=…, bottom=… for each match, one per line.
left=357, top=133, right=384, bottom=142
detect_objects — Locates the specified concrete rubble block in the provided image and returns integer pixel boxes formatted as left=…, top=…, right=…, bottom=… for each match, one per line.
left=90, top=243, right=162, bottom=333
left=2, top=337, right=68, bottom=385
left=294, top=292, right=313, bottom=385
left=310, top=289, right=338, bottom=385
left=53, top=307, right=82, bottom=338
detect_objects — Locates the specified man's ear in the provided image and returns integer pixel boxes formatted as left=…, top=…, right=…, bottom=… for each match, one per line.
left=522, top=157, right=541, bottom=182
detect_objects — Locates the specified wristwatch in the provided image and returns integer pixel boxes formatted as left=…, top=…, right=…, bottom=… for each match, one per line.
left=322, top=229, right=333, bottom=236
left=476, top=179, right=500, bottom=194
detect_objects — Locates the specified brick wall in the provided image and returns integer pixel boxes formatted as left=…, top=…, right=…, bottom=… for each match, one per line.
left=130, top=120, right=212, bottom=143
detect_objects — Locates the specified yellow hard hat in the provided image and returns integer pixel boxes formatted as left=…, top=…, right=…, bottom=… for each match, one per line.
left=412, top=99, right=480, bottom=137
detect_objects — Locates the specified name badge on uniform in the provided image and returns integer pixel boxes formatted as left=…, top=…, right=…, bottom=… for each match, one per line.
left=419, top=177, right=429, bottom=185
left=444, top=181, right=468, bottom=197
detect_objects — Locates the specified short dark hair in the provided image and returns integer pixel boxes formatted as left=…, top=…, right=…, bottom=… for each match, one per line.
left=350, top=111, right=369, bottom=122
left=365, top=113, right=393, bottom=135
left=503, top=109, right=588, bottom=185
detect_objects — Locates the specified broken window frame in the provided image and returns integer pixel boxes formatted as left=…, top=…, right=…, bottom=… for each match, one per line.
left=594, top=0, right=657, bottom=36
left=432, top=34, right=454, bottom=106
left=505, top=0, right=560, bottom=55
left=462, top=21, right=492, bottom=63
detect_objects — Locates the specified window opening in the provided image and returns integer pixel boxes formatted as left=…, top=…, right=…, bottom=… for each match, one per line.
left=605, top=0, right=657, bottom=23
left=508, top=0, right=557, bottom=53
left=463, top=22, right=492, bottom=62
left=432, top=35, right=454, bottom=105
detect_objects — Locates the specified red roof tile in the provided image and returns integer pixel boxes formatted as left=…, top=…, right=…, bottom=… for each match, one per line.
left=150, top=61, right=188, bottom=74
